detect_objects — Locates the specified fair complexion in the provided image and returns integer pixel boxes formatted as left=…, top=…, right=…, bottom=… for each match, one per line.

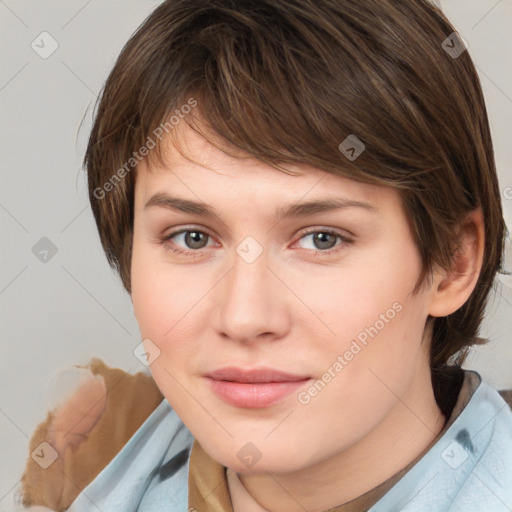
left=130, top=121, right=484, bottom=512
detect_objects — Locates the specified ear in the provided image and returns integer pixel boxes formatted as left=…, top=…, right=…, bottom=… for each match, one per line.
left=428, top=207, right=485, bottom=317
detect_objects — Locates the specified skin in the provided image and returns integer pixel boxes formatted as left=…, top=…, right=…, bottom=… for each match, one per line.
left=130, top=120, right=485, bottom=512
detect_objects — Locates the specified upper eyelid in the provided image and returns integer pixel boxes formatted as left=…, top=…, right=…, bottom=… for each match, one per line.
left=164, top=225, right=350, bottom=237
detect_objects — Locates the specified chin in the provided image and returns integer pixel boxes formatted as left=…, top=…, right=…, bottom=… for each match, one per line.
left=203, top=438, right=312, bottom=475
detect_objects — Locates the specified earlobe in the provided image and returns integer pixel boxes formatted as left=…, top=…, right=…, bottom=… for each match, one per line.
left=428, top=207, right=485, bottom=318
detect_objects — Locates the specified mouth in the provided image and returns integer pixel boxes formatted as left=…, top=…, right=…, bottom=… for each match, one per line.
left=205, top=366, right=311, bottom=383
left=204, top=366, right=312, bottom=408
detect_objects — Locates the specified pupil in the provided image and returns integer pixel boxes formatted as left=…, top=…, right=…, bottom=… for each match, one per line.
left=187, top=231, right=205, bottom=248
left=315, top=233, right=334, bottom=249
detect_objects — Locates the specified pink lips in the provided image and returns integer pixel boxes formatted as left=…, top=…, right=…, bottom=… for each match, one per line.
left=205, top=367, right=311, bottom=408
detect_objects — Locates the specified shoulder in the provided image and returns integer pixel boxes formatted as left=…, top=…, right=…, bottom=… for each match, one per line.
left=498, top=389, right=512, bottom=410
left=373, top=375, right=512, bottom=511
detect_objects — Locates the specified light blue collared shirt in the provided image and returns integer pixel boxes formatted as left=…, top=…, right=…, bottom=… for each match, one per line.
left=66, top=371, right=512, bottom=512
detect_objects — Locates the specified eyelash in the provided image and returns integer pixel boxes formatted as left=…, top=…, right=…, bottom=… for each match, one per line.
left=161, top=227, right=353, bottom=258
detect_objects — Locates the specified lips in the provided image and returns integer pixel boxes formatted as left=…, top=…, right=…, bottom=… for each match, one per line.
left=205, top=367, right=310, bottom=383
left=204, top=367, right=312, bottom=408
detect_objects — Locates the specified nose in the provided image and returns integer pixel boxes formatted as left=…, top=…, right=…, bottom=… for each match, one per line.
left=214, top=248, right=291, bottom=344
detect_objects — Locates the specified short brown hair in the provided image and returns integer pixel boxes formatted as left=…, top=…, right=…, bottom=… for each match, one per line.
left=83, top=0, right=507, bottom=405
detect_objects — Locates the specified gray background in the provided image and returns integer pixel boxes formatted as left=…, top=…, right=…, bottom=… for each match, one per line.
left=1, top=0, right=511, bottom=508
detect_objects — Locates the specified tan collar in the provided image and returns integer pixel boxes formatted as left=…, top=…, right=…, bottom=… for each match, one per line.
left=188, top=438, right=234, bottom=512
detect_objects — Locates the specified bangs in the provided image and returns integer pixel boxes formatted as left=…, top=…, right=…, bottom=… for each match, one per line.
left=128, top=0, right=446, bottom=188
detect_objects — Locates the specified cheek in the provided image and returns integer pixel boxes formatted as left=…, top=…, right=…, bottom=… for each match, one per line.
left=130, top=247, right=201, bottom=410
left=298, top=287, right=428, bottom=449
left=345, top=294, right=427, bottom=410
left=130, top=241, right=211, bottom=364
left=131, top=239, right=181, bottom=347
left=309, top=248, right=422, bottom=346
left=313, top=242, right=427, bottom=377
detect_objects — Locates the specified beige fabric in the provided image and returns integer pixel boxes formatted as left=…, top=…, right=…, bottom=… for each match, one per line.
left=21, top=358, right=164, bottom=511
left=188, top=439, right=235, bottom=511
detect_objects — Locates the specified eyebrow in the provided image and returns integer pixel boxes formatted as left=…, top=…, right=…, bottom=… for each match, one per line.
left=144, top=192, right=380, bottom=221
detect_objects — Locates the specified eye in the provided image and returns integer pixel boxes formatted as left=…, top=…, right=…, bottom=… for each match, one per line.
left=295, top=229, right=353, bottom=256
left=162, top=227, right=215, bottom=257
left=161, top=227, right=353, bottom=257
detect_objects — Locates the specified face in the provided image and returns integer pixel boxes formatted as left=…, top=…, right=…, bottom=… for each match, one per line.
left=131, top=121, right=434, bottom=474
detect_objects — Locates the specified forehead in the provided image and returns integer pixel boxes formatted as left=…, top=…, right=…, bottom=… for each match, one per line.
left=135, top=119, right=401, bottom=214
